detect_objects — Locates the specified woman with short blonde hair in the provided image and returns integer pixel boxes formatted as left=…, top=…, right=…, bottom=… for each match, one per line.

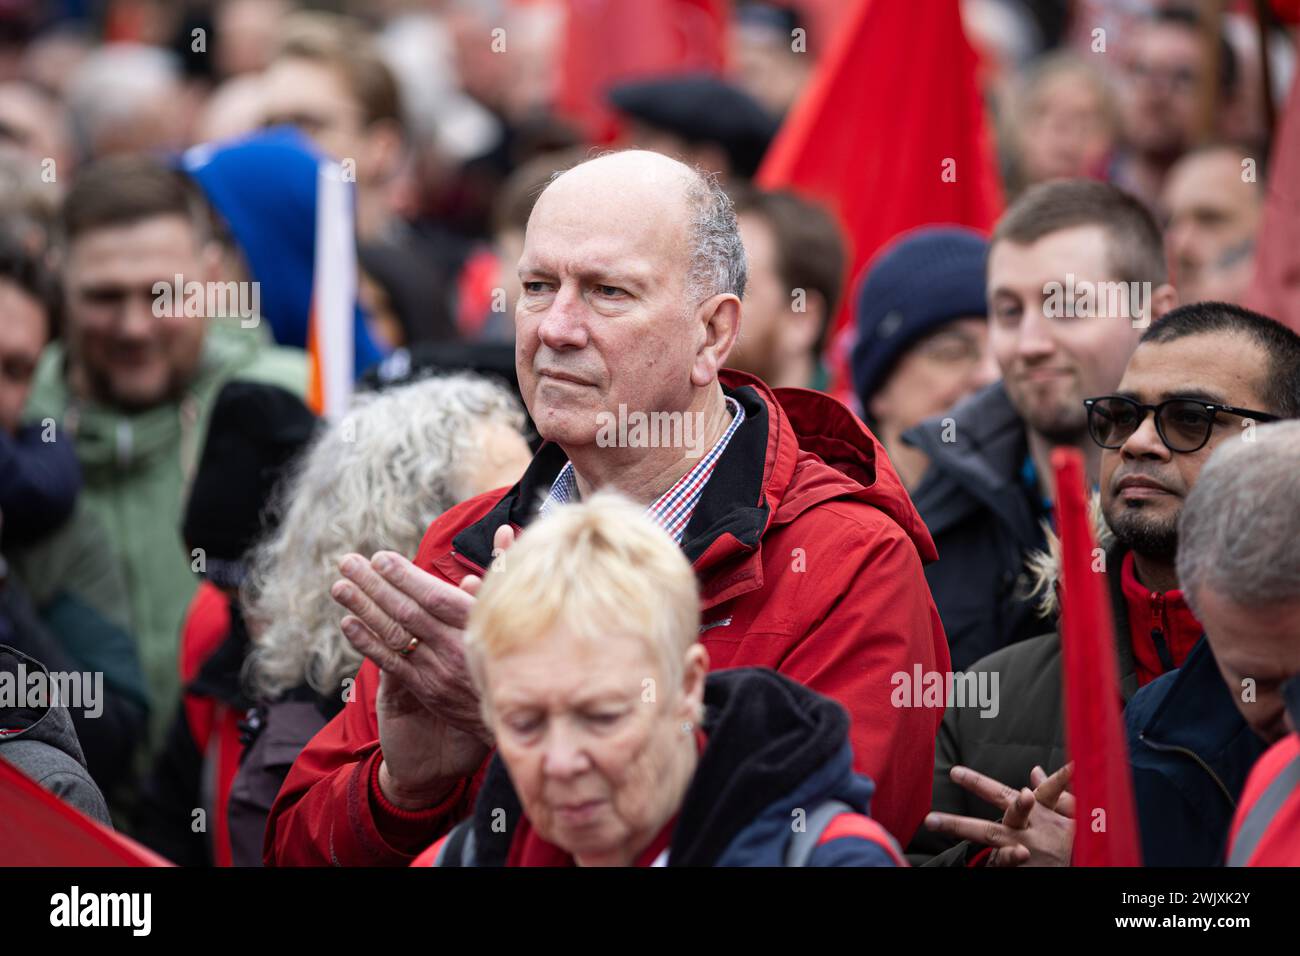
left=418, top=493, right=906, bottom=868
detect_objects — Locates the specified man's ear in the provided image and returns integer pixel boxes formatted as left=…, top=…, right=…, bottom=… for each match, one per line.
left=1151, top=282, right=1179, bottom=322
left=691, top=293, right=742, bottom=387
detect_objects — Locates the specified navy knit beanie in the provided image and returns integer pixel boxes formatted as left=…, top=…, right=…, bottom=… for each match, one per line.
left=851, top=226, right=989, bottom=412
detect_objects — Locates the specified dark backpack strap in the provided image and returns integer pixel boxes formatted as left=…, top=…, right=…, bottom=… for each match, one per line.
left=434, top=819, right=477, bottom=867
left=784, top=799, right=854, bottom=867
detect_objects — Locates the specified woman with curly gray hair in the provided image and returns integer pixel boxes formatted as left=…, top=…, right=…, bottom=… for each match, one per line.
left=227, top=374, right=531, bottom=865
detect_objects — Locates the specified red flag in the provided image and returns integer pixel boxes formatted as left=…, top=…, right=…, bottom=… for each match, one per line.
left=0, top=757, right=171, bottom=866
left=1052, top=448, right=1142, bottom=867
left=756, top=0, right=1002, bottom=403
left=555, top=0, right=729, bottom=142
left=1245, top=31, right=1300, bottom=334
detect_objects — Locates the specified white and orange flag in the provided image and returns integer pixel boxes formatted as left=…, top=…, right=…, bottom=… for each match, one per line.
left=306, top=160, right=357, bottom=420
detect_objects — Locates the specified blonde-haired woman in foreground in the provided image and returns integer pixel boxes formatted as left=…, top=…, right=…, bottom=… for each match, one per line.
left=415, top=493, right=906, bottom=867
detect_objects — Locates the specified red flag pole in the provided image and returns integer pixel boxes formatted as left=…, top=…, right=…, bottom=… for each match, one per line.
left=1052, top=447, right=1142, bottom=866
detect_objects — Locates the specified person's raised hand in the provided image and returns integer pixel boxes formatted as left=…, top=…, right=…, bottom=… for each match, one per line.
left=332, top=549, right=488, bottom=808
left=923, top=765, right=1074, bottom=867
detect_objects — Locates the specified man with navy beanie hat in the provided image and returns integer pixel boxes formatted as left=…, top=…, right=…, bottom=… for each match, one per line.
left=852, top=226, right=998, bottom=491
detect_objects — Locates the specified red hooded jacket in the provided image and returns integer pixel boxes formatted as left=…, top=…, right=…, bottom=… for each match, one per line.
left=264, top=371, right=949, bottom=865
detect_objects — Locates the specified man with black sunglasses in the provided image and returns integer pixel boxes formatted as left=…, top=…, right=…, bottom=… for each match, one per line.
left=916, top=301, right=1300, bottom=865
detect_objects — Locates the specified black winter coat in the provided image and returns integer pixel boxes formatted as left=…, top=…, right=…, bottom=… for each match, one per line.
left=903, top=382, right=1049, bottom=669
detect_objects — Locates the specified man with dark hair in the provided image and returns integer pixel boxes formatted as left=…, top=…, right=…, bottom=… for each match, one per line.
left=24, top=154, right=305, bottom=751
left=727, top=185, right=845, bottom=390
left=259, top=11, right=465, bottom=349
left=261, top=11, right=403, bottom=243
left=904, top=179, right=1177, bottom=669
left=918, top=302, right=1300, bottom=867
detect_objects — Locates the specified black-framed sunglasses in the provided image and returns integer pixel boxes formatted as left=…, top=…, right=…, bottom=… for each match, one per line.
left=1083, top=395, right=1279, bottom=453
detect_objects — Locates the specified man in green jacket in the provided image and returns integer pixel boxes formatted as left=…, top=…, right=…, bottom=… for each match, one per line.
left=24, top=155, right=307, bottom=751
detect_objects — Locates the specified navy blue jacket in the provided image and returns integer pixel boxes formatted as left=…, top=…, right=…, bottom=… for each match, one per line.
left=1125, top=637, right=1268, bottom=866
left=0, top=424, right=81, bottom=547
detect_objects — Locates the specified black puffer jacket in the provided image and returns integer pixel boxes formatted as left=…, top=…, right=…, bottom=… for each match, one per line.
left=902, top=382, right=1049, bottom=670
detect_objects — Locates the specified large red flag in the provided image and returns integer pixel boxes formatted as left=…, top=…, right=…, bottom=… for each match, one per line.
left=0, top=757, right=170, bottom=866
left=555, top=0, right=730, bottom=142
left=1245, top=30, right=1300, bottom=334
left=756, top=0, right=1002, bottom=403
left=1052, top=448, right=1142, bottom=867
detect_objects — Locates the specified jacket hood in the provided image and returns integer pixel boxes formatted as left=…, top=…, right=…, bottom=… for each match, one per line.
left=675, top=666, right=874, bottom=866
left=0, top=644, right=91, bottom=771
left=443, top=369, right=936, bottom=587
left=460, top=667, right=874, bottom=866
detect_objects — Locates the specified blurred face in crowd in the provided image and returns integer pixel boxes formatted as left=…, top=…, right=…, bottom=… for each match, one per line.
left=0, top=279, right=48, bottom=433
left=1016, top=67, right=1114, bottom=184
left=516, top=152, right=737, bottom=450
left=1162, top=148, right=1261, bottom=306
left=0, top=82, right=70, bottom=173
left=868, top=318, right=999, bottom=438
left=63, top=215, right=213, bottom=410
left=1100, top=331, right=1275, bottom=564
left=730, top=20, right=810, bottom=116
left=988, top=224, right=1152, bottom=442
left=730, top=210, right=819, bottom=385
left=1198, top=589, right=1300, bottom=743
left=1121, top=20, right=1204, bottom=159
left=261, top=55, right=367, bottom=171
left=483, top=623, right=705, bottom=866
left=215, top=0, right=288, bottom=78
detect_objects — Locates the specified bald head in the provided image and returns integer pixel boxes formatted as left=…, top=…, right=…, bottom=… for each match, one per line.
left=533, top=150, right=746, bottom=304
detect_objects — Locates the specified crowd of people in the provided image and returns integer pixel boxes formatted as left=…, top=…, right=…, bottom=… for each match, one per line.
left=1, top=0, right=1299, bottom=869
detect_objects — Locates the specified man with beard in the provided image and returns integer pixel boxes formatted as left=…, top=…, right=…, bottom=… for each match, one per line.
left=915, top=302, right=1300, bottom=865
left=904, top=179, right=1176, bottom=669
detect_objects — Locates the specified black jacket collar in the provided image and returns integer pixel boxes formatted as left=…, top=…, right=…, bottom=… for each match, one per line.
left=450, top=383, right=772, bottom=570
